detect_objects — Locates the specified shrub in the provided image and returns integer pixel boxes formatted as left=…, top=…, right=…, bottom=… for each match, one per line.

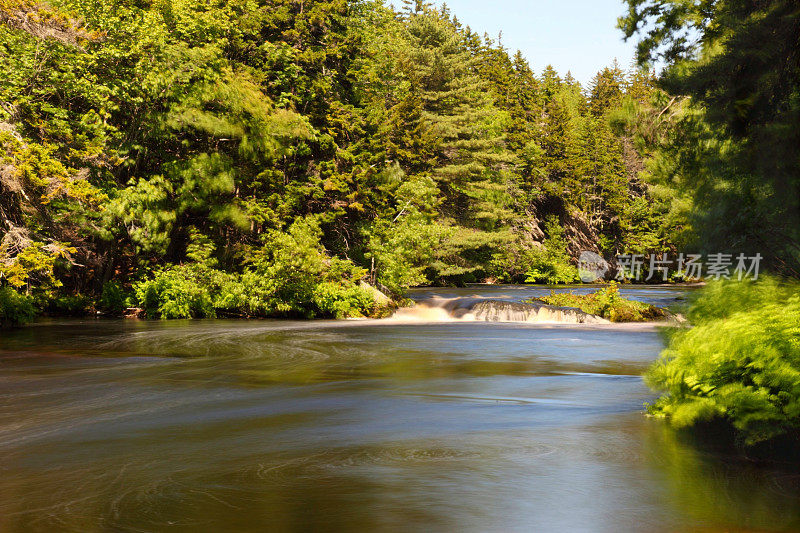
left=98, top=281, right=130, bottom=315
left=646, top=278, right=800, bottom=446
left=312, top=282, right=376, bottom=319
left=366, top=214, right=447, bottom=295
left=243, top=219, right=341, bottom=316
left=46, top=293, right=92, bottom=316
left=524, top=254, right=580, bottom=285
left=242, top=218, right=381, bottom=318
left=133, top=220, right=389, bottom=320
left=134, top=264, right=222, bottom=319
left=0, top=286, right=37, bottom=326
left=531, top=283, right=666, bottom=322
left=489, top=243, right=534, bottom=283
left=522, top=216, right=579, bottom=284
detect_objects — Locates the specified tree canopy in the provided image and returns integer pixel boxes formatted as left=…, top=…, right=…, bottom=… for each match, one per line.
left=0, top=0, right=683, bottom=318
left=620, top=0, right=800, bottom=275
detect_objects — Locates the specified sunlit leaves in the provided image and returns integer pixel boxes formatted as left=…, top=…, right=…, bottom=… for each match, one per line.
left=647, top=278, right=800, bottom=446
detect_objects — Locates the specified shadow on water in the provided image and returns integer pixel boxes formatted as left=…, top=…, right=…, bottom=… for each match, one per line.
left=644, top=422, right=800, bottom=532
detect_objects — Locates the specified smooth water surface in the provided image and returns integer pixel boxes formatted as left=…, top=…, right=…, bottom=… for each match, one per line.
left=1, top=286, right=798, bottom=532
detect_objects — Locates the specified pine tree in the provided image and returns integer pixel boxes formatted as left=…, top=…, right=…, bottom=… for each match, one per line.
left=589, top=61, right=626, bottom=116
left=403, top=7, right=516, bottom=230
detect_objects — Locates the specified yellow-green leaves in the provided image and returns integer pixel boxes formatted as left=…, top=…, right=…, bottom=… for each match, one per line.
left=646, top=278, right=800, bottom=446
left=0, top=240, right=74, bottom=291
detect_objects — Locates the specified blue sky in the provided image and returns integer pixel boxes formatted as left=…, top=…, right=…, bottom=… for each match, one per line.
left=430, top=0, right=637, bottom=86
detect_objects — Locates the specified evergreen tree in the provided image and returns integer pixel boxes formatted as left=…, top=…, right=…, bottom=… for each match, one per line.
left=589, top=61, right=626, bottom=116
left=620, top=0, right=800, bottom=273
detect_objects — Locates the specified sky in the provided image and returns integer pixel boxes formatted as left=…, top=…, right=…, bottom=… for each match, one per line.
left=429, top=0, right=638, bottom=86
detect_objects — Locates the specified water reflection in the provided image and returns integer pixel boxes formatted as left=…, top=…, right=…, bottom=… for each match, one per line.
left=645, top=424, right=800, bottom=531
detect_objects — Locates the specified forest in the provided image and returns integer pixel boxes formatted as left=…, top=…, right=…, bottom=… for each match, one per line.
left=0, top=0, right=701, bottom=321
left=0, top=0, right=797, bottom=320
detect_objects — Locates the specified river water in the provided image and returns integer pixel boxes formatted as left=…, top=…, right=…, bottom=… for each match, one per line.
left=1, top=285, right=798, bottom=532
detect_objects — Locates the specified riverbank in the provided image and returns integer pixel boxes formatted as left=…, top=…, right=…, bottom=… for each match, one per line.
left=2, top=282, right=693, bottom=328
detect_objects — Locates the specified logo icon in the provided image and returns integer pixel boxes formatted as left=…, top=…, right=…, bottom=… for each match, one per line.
left=578, top=251, right=609, bottom=282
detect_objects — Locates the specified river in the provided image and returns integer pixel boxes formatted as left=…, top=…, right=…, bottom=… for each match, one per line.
left=0, top=285, right=798, bottom=532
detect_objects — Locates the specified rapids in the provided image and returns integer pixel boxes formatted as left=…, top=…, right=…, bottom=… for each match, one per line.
left=391, top=297, right=608, bottom=323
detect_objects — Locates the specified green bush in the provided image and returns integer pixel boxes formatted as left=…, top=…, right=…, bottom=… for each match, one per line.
left=524, top=256, right=580, bottom=285
left=522, top=216, right=579, bottom=284
left=532, top=283, right=666, bottom=322
left=0, top=287, right=37, bottom=326
left=312, top=282, right=376, bottom=319
left=489, top=243, right=534, bottom=283
left=135, top=263, right=381, bottom=320
left=133, top=220, right=388, bottom=320
left=99, top=281, right=130, bottom=315
left=134, top=264, right=224, bottom=319
left=242, top=219, right=349, bottom=317
left=46, top=294, right=92, bottom=316
left=646, top=278, right=800, bottom=446
left=366, top=212, right=449, bottom=295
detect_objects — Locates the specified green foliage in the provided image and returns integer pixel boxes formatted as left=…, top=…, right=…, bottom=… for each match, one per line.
left=244, top=218, right=366, bottom=316
left=98, top=281, right=129, bottom=315
left=683, top=277, right=796, bottom=325
left=532, top=282, right=666, bottom=322
left=646, top=278, right=800, bottom=446
left=489, top=237, right=542, bottom=283
left=134, top=264, right=222, bottom=319
left=0, top=241, right=73, bottom=293
left=0, top=286, right=36, bottom=326
left=134, top=219, right=382, bottom=319
left=620, top=0, right=800, bottom=274
left=134, top=261, right=381, bottom=320
left=523, top=255, right=578, bottom=285
left=367, top=214, right=449, bottom=294
left=312, top=282, right=376, bottom=319
left=523, top=217, right=579, bottom=284
left=0, top=0, right=683, bottom=316
left=45, top=293, right=92, bottom=316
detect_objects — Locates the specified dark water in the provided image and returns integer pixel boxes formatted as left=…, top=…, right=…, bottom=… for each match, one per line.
left=1, top=286, right=799, bottom=532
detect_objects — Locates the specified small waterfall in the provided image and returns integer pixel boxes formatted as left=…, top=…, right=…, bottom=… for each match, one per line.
left=469, top=300, right=607, bottom=323
left=390, top=298, right=608, bottom=324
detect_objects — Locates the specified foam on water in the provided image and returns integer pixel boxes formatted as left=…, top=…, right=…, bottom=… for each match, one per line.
left=390, top=297, right=608, bottom=324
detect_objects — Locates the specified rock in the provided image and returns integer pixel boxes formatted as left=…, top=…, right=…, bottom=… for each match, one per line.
left=390, top=297, right=609, bottom=324
left=359, top=281, right=392, bottom=306
left=124, top=307, right=144, bottom=319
